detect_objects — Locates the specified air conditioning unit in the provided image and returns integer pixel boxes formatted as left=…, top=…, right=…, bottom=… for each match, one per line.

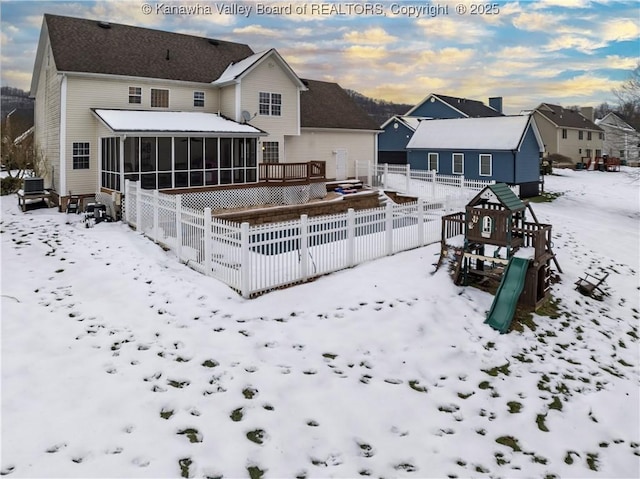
left=23, top=177, right=45, bottom=194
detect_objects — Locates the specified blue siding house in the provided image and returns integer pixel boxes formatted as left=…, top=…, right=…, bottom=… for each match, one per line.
left=378, top=93, right=503, bottom=164
left=406, top=115, right=544, bottom=197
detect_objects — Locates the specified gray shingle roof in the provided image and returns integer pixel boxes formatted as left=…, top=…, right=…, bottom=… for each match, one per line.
left=44, top=14, right=254, bottom=83
left=435, top=94, right=503, bottom=118
left=300, top=79, right=380, bottom=130
left=535, top=103, right=603, bottom=131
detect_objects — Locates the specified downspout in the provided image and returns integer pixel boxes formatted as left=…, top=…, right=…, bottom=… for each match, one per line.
left=59, top=73, right=67, bottom=196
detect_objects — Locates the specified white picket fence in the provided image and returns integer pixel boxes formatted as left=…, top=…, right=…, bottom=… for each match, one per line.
left=356, top=161, right=519, bottom=203
left=124, top=180, right=445, bottom=298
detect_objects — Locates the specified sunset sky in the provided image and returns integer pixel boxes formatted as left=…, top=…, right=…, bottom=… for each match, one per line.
left=1, top=0, right=638, bottom=114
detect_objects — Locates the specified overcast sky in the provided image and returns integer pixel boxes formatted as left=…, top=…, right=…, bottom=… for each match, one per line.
left=1, top=0, right=638, bottom=114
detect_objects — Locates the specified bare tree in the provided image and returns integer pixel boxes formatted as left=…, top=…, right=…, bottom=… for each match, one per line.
left=613, top=63, right=640, bottom=130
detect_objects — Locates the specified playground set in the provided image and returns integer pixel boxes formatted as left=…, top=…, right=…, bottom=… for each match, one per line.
left=437, top=183, right=562, bottom=333
left=576, top=155, right=621, bottom=172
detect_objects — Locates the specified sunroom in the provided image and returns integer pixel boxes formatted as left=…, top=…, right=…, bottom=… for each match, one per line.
left=93, top=109, right=266, bottom=193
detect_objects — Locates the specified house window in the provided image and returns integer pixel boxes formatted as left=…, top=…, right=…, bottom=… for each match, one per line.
left=579, top=131, right=583, bottom=140
left=599, top=132, right=604, bottom=140
left=262, top=141, right=279, bottom=163
left=101, top=137, right=120, bottom=191
left=587, top=131, right=592, bottom=141
left=128, top=86, right=142, bottom=104
left=193, top=91, right=205, bottom=107
left=259, top=92, right=282, bottom=116
left=562, top=128, right=567, bottom=139
left=151, top=88, right=169, bottom=108
left=479, top=154, right=492, bottom=176
left=481, top=216, right=493, bottom=238
left=72, top=142, right=90, bottom=169
left=428, top=153, right=438, bottom=172
left=585, top=149, right=592, bottom=158
left=452, top=153, right=464, bottom=174
left=595, top=149, right=602, bottom=158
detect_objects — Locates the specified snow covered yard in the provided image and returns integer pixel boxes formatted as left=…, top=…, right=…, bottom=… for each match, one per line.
left=1, top=169, right=639, bottom=479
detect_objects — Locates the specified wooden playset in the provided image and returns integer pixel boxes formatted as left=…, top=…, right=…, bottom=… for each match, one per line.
left=437, top=183, right=562, bottom=332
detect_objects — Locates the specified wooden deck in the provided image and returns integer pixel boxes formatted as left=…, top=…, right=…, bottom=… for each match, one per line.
left=259, top=161, right=326, bottom=182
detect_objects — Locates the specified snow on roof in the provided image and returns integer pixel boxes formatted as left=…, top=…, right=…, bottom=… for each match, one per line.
left=92, top=109, right=264, bottom=135
left=213, top=49, right=272, bottom=85
left=407, top=115, right=532, bottom=150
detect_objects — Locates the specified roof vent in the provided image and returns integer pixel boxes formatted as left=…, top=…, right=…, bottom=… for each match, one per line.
left=97, top=21, right=111, bottom=29
left=208, top=39, right=220, bottom=46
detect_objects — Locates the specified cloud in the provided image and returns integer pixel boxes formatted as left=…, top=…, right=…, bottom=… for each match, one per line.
left=343, top=27, right=397, bottom=45
left=232, top=25, right=282, bottom=37
left=418, top=48, right=475, bottom=66
left=601, top=18, right=640, bottom=42
left=603, top=55, right=639, bottom=70
left=2, top=69, right=32, bottom=90
left=532, top=0, right=591, bottom=8
left=542, top=74, right=617, bottom=98
left=416, top=17, right=490, bottom=43
left=344, top=45, right=389, bottom=61
left=544, top=34, right=606, bottom=53
left=494, top=46, right=547, bottom=60
left=512, top=11, right=562, bottom=31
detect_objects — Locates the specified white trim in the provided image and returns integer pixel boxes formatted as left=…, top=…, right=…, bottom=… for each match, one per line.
left=428, top=152, right=439, bottom=172
left=59, top=74, right=67, bottom=194
left=452, top=153, right=464, bottom=175
left=479, top=154, right=492, bottom=177
left=58, top=70, right=214, bottom=88
left=405, top=93, right=469, bottom=118
left=300, top=127, right=382, bottom=134
left=235, top=81, right=242, bottom=122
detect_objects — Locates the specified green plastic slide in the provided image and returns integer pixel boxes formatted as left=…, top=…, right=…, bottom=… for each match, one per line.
left=485, top=257, right=529, bottom=334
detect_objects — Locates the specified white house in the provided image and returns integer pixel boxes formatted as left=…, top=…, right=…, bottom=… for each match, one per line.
left=30, top=14, right=380, bottom=208
left=595, top=112, right=640, bottom=165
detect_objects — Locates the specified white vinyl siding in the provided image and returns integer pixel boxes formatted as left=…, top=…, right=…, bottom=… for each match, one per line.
left=428, top=153, right=438, bottom=172
left=452, top=153, right=464, bottom=174
left=240, top=58, right=299, bottom=138
left=479, top=154, right=492, bottom=176
left=286, top=129, right=377, bottom=179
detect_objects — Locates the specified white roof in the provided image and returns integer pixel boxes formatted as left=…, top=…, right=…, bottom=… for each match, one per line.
left=93, top=109, right=264, bottom=135
left=381, top=115, right=430, bottom=130
left=213, top=50, right=271, bottom=85
left=406, top=115, right=538, bottom=151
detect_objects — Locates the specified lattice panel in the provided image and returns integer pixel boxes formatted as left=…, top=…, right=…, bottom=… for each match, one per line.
left=178, top=183, right=326, bottom=211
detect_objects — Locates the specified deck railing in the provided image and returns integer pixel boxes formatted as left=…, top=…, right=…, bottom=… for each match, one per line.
left=259, top=161, right=326, bottom=182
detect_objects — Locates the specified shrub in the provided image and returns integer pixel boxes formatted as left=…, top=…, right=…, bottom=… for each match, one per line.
left=1, top=176, right=22, bottom=195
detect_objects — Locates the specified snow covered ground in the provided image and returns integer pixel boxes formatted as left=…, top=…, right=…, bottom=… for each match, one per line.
left=1, top=168, right=639, bottom=478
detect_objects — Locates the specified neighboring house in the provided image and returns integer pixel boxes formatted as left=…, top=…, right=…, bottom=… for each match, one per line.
left=30, top=14, right=378, bottom=208
left=406, top=115, right=544, bottom=198
left=531, top=103, right=604, bottom=165
left=595, top=112, right=640, bottom=165
left=378, top=93, right=503, bottom=164
left=1, top=107, right=34, bottom=171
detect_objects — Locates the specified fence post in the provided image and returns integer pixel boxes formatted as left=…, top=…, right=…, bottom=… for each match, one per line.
left=153, top=190, right=160, bottom=242
left=204, top=207, right=212, bottom=276
left=417, top=198, right=424, bottom=246
left=175, top=194, right=183, bottom=261
left=240, top=222, right=251, bottom=298
left=300, top=214, right=309, bottom=281
left=124, top=179, right=130, bottom=224
left=367, top=161, right=373, bottom=187
left=405, top=164, right=411, bottom=194
left=135, top=182, right=142, bottom=231
left=385, top=201, right=393, bottom=256
left=383, top=162, right=389, bottom=189
left=459, top=174, right=464, bottom=189
left=347, top=208, right=355, bottom=266
left=430, top=170, right=436, bottom=199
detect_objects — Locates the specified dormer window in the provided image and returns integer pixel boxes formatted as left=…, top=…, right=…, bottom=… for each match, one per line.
left=259, top=92, right=281, bottom=116
left=129, top=86, right=142, bottom=104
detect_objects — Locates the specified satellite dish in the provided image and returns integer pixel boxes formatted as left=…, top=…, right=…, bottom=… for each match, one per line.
left=241, top=110, right=252, bottom=123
